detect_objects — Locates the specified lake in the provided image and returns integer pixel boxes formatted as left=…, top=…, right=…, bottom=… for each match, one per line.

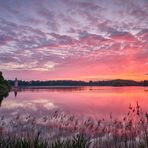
left=0, top=86, right=148, bottom=120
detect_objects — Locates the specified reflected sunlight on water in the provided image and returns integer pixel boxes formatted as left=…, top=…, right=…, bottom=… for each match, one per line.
left=0, top=86, right=148, bottom=145
left=0, top=86, right=148, bottom=119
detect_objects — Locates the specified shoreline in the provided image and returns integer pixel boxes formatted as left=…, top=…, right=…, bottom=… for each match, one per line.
left=11, top=85, right=148, bottom=90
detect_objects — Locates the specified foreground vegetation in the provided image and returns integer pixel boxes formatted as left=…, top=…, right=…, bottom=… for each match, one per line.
left=0, top=134, right=91, bottom=148
left=0, top=103, right=148, bottom=148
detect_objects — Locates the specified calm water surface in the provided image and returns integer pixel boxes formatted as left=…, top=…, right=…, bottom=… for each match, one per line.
left=0, top=86, right=148, bottom=119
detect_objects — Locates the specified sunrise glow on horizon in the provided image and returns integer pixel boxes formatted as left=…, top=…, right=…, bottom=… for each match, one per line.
left=0, top=0, right=148, bottom=81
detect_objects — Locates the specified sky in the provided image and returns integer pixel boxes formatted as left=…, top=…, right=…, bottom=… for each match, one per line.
left=0, top=0, right=148, bottom=81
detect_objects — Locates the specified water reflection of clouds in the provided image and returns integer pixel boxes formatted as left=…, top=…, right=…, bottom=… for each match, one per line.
left=1, top=99, right=57, bottom=114
left=1, top=87, right=148, bottom=119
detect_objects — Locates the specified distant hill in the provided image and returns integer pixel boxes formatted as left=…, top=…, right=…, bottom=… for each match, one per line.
left=8, top=79, right=148, bottom=87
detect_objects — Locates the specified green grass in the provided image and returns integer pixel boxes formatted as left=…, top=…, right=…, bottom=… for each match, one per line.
left=0, top=134, right=90, bottom=148
left=51, top=134, right=91, bottom=148
left=0, top=131, right=48, bottom=148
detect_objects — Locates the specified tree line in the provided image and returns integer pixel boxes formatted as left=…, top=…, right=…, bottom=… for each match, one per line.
left=8, top=79, right=148, bottom=87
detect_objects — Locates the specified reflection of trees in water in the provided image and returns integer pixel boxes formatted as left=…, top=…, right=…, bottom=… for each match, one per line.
left=144, top=89, right=148, bottom=96
left=0, top=92, right=9, bottom=107
left=18, top=87, right=85, bottom=92
left=14, top=90, right=17, bottom=97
